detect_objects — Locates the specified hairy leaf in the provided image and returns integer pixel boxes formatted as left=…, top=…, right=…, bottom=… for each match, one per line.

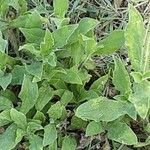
left=11, top=65, right=26, bottom=85
left=54, top=0, right=68, bottom=18
left=0, top=31, right=7, bottom=53
left=53, top=24, right=78, bottom=48
left=0, top=110, right=12, bottom=127
left=40, top=29, right=54, bottom=56
left=62, top=136, right=77, bottom=150
left=62, top=66, right=82, bottom=85
left=35, top=85, right=53, bottom=111
left=125, top=5, right=145, bottom=72
left=43, top=124, right=57, bottom=147
left=0, top=124, right=18, bottom=149
left=86, top=121, right=104, bottom=136
left=95, top=30, right=124, bottom=55
left=0, top=96, right=13, bottom=111
left=129, top=80, right=150, bottom=119
left=0, top=70, right=12, bottom=90
left=29, top=135, right=43, bottom=150
left=75, top=97, right=136, bottom=122
left=113, top=56, right=131, bottom=96
left=48, top=101, right=65, bottom=120
left=25, top=61, right=43, bottom=82
left=20, top=28, right=45, bottom=44
left=19, top=75, right=38, bottom=114
left=90, top=74, right=108, bottom=94
left=107, top=122, right=138, bottom=145
left=10, top=108, right=27, bottom=130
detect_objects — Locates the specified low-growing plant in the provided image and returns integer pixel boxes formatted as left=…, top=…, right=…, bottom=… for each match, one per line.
left=0, top=0, right=149, bottom=149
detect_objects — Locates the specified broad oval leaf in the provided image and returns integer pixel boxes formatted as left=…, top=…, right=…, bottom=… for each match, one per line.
left=107, top=122, right=138, bottom=145
left=75, top=97, right=136, bottom=122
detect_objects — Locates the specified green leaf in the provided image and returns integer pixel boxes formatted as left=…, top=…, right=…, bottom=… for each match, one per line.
left=0, top=110, right=12, bottom=127
left=19, top=75, right=38, bottom=114
left=81, top=35, right=97, bottom=55
left=113, top=56, right=131, bottom=96
left=129, top=80, right=150, bottom=119
left=11, top=65, right=26, bottom=85
left=53, top=24, right=78, bottom=48
left=62, top=66, right=82, bottom=85
left=0, top=70, right=12, bottom=90
left=10, top=11, right=44, bottom=28
left=48, top=101, right=65, bottom=120
left=29, top=135, right=43, bottom=150
left=20, top=28, right=45, bottom=44
left=0, top=124, right=18, bottom=150
left=35, top=85, right=53, bottom=111
left=95, top=30, right=124, bottom=55
left=15, top=128, right=25, bottom=146
left=51, top=17, right=70, bottom=28
left=78, top=18, right=99, bottom=35
left=70, top=116, right=87, bottom=130
left=60, top=90, right=73, bottom=106
left=43, top=123, right=57, bottom=147
left=143, top=71, right=150, bottom=80
left=69, top=18, right=99, bottom=43
left=19, top=43, right=40, bottom=56
left=125, top=5, right=145, bottom=72
left=0, top=52, right=17, bottom=69
left=8, top=0, right=20, bottom=12
left=75, top=97, right=136, bottom=122
left=86, top=121, right=104, bottom=136
left=40, top=29, right=54, bottom=56
left=130, top=72, right=143, bottom=83
left=0, top=31, right=7, bottom=53
left=62, top=136, right=77, bottom=150
left=107, top=122, right=138, bottom=145
left=10, top=108, right=27, bottom=130
left=33, top=111, right=45, bottom=123
left=43, top=52, right=57, bottom=67
left=27, top=122, right=43, bottom=134
left=68, top=42, right=83, bottom=65
left=0, top=89, right=16, bottom=103
left=49, top=141, right=57, bottom=150
left=25, top=11, right=44, bottom=28
left=79, top=89, right=99, bottom=102
left=90, top=74, right=108, bottom=94
left=25, top=61, right=43, bottom=82
left=0, top=96, right=13, bottom=111
left=54, top=0, right=68, bottom=18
